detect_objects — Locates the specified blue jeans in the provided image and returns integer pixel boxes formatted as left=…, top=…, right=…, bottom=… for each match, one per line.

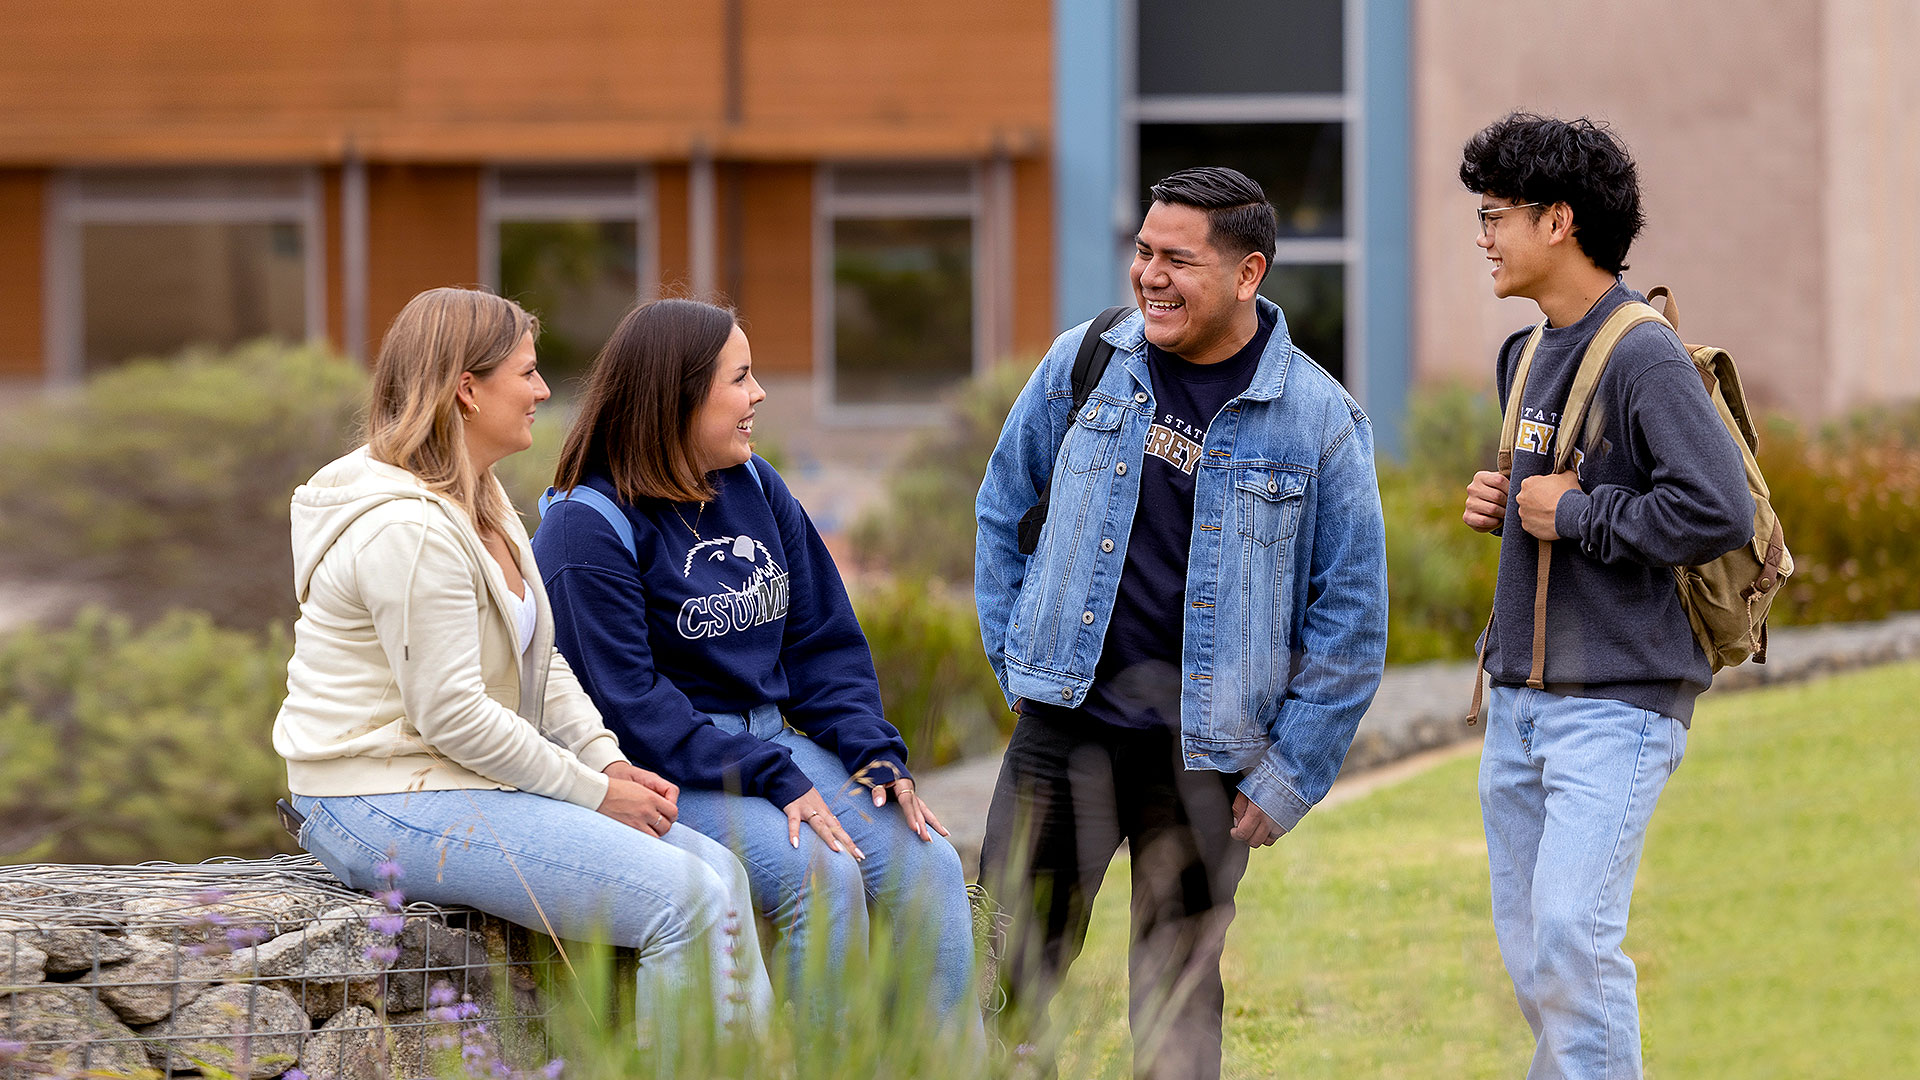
left=290, top=789, right=773, bottom=1031
left=672, top=705, right=982, bottom=1043
left=1478, top=685, right=1688, bottom=1080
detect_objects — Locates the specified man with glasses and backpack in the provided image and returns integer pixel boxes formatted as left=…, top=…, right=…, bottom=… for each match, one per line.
left=973, top=166, right=1387, bottom=1080
left=1460, top=112, right=1781, bottom=1079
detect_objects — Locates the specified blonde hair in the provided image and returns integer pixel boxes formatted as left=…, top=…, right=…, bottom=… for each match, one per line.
left=366, top=287, right=539, bottom=537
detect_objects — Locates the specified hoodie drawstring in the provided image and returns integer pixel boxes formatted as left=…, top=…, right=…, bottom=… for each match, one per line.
left=402, top=495, right=429, bottom=660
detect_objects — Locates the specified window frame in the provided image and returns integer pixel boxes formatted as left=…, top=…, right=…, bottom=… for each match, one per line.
left=477, top=164, right=660, bottom=303
left=811, top=162, right=995, bottom=426
left=1122, top=0, right=1367, bottom=396
left=45, top=167, right=327, bottom=385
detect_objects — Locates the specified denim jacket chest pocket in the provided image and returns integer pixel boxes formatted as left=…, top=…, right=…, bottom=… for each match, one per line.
left=1234, top=467, right=1309, bottom=546
left=1061, top=397, right=1128, bottom=474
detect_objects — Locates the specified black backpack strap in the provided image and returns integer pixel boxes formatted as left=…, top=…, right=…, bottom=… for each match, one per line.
left=1069, top=305, right=1133, bottom=411
left=1017, top=305, right=1133, bottom=555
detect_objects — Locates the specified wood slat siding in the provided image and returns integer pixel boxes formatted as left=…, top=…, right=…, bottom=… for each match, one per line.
left=731, top=164, right=813, bottom=376
left=363, top=165, right=480, bottom=353
left=1011, top=157, right=1054, bottom=358
left=0, top=0, right=1047, bottom=162
left=0, top=171, right=45, bottom=375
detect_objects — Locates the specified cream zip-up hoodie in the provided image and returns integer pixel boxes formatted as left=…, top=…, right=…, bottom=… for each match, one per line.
left=275, top=446, right=626, bottom=809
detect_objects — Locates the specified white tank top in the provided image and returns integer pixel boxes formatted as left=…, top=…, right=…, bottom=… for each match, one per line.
left=511, top=586, right=537, bottom=656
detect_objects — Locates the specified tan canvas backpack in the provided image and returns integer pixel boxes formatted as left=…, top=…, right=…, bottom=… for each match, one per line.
left=1467, top=287, right=1793, bottom=724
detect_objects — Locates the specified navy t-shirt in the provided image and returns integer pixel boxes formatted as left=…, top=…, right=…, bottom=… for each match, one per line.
left=1046, top=308, right=1274, bottom=729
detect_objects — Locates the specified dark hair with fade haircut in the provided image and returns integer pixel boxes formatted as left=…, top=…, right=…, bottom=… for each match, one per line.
left=553, top=297, right=738, bottom=505
left=1148, top=167, right=1278, bottom=279
left=1459, top=112, right=1646, bottom=275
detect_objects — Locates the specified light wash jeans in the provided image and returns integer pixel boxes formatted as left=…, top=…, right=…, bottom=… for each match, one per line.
left=289, top=789, right=773, bottom=1032
left=1478, top=685, right=1688, bottom=1080
left=673, top=704, right=983, bottom=1045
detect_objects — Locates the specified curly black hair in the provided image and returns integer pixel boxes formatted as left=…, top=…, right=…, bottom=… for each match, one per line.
left=1459, top=112, right=1645, bottom=275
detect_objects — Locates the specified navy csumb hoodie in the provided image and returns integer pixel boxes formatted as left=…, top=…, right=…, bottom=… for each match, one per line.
left=532, top=456, right=907, bottom=808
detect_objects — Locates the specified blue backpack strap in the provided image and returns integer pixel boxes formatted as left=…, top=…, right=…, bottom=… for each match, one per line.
left=742, top=455, right=767, bottom=496
left=538, top=485, right=637, bottom=562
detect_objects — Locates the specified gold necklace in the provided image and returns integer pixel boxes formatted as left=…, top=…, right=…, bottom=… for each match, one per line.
left=673, top=501, right=707, bottom=541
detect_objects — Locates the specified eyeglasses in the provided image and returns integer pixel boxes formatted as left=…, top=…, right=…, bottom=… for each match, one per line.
left=1477, top=202, right=1544, bottom=237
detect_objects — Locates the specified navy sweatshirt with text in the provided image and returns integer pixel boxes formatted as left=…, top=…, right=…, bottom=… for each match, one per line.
left=1484, top=281, right=1754, bottom=723
left=532, top=456, right=908, bottom=808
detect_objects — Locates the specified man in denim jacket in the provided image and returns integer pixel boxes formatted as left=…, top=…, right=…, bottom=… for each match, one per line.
left=975, top=167, right=1388, bottom=1080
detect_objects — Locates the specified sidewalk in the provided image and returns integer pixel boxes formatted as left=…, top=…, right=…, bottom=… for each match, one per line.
left=917, top=612, right=1920, bottom=874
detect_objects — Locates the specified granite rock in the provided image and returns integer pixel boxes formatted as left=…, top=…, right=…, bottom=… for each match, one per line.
left=76, top=933, right=228, bottom=1024
left=144, top=983, right=311, bottom=1079
left=0, top=984, right=151, bottom=1076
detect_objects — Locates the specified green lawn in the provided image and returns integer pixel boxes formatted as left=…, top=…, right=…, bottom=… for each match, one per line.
left=1050, top=662, right=1920, bottom=1079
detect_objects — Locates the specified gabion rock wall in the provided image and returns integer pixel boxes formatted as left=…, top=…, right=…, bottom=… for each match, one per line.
left=0, top=857, right=551, bottom=1080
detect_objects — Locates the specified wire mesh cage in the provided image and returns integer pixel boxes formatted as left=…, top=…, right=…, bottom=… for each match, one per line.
left=0, top=856, right=555, bottom=1080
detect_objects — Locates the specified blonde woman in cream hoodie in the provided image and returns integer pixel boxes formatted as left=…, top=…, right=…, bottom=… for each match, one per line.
left=275, top=287, right=770, bottom=1029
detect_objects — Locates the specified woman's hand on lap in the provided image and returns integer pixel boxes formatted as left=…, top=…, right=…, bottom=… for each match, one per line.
left=871, top=776, right=948, bottom=842
left=783, top=788, right=863, bottom=860
left=604, top=761, right=679, bottom=805
left=598, top=777, right=679, bottom=838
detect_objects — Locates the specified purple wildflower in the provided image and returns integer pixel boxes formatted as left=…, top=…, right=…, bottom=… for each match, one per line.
left=284, top=1070, right=309, bottom=1080
left=374, top=858, right=405, bottom=883
left=0, top=1039, right=23, bottom=1062
left=369, top=913, right=407, bottom=936
left=373, top=888, right=406, bottom=911
left=224, top=926, right=269, bottom=950
left=428, top=981, right=459, bottom=1008
left=364, top=943, right=401, bottom=965
left=541, top=1059, right=565, bottom=1080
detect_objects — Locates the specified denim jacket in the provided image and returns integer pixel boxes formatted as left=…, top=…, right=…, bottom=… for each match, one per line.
left=975, top=298, right=1388, bottom=832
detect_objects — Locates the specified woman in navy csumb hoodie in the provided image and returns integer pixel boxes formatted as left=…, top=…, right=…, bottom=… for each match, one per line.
left=531, top=299, right=980, bottom=1037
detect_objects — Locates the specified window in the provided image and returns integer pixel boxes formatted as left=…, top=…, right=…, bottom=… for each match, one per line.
left=1131, top=0, right=1355, bottom=382
left=817, top=165, right=982, bottom=411
left=483, top=167, right=654, bottom=393
left=53, top=168, right=323, bottom=379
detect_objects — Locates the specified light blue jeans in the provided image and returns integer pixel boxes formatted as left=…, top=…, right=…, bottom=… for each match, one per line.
left=1478, top=685, right=1688, bottom=1080
left=673, top=705, right=982, bottom=1044
left=290, top=789, right=773, bottom=1031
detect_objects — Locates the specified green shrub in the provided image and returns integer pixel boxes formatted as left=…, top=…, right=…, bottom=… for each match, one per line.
left=849, top=361, right=1035, bottom=582
left=1760, top=408, right=1920, bottom=624
left=1380, top=384, right=1503, bottom=664
left=0, top=340, right=365, bottom=629
left=851, top=577, right=1010, bottom=768
left=0, top=608, right=294, bottom=865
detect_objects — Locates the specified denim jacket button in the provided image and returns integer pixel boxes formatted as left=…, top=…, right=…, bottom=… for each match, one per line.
left=1133, top=392, right=1148, bottom=403
left=1061, top=687, right=1074, bottom=700
left=1115, top=462, right=1128, bottom=476
left=1101, top=538, right=1115, bottom=552
left=1085, top=407, right=1097, bottom=420
left=1082, top=610, right=1095, bottom=624
left=1267, top=479, right=1278, bottom=494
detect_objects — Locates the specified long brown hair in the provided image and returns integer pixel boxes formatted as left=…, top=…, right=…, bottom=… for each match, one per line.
left=366, top=287, right=539, bottom=536
left=553, top=298, right=737, bottom=504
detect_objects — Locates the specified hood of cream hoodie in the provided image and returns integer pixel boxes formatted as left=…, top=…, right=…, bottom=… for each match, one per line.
left=276, top=446, right=616, bottom=809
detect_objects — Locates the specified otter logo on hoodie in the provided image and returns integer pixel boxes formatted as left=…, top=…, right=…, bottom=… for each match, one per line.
left=675, top=534, right=790, bottom=640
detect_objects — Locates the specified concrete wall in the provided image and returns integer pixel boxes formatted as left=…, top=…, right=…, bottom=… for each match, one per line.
left=1824, top=0, right=1920, bottom=414
left=1412, top=0, right=1830, bottom=417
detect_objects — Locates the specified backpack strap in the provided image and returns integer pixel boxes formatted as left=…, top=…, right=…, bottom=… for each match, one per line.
left=538, top=485, right=637, bottom=562
left=1471, top=322, right=1546, bottom=724
left=1070, top=305, right=1133, bottom=411
left=1469, top=301, right=1672, bottom=715
left=1523, top=300, right=1671, bottom=688
left=1497, top=322, right=1549, bottom=477
left=1016, top=305, right=1134, bottom=556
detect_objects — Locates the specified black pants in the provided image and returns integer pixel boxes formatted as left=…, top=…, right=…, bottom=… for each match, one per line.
left=977, top=707, right=1249, bottom=1080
